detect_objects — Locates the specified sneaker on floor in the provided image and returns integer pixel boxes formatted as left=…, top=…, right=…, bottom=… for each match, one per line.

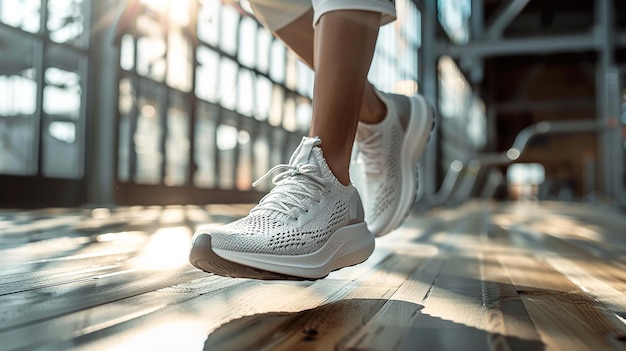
left=189, top=136, right=375, bottom=280
left=354, top=90, right=435, bottom=237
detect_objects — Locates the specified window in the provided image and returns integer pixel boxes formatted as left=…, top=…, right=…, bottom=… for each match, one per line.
left=42, top=62, right=85, bottom=178
left=194, top=102, right=217, bottom=188
left=0, top=0, right=41, bottom=33
left=165, top=93, right=190, bottom=186
left=134, top=84, right=163, bottom=185
left=0, top=31, right=38, bottom=175
left=112, top=0, right=422, bottom=204
left=47, top=0, right=89, bottom=48
left=196, top=46, right=220, bottom=103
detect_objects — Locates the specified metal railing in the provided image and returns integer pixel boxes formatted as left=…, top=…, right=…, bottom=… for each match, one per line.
left=418, top=119, right=607, bottom=208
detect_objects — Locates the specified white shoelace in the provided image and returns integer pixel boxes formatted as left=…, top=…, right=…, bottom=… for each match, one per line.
left=357, top=131, right=384, bottom=174
left=251, top=163, right=327, bottom=220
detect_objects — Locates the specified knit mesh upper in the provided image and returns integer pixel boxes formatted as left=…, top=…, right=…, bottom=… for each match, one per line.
left=354, top=91, right=413, bottom=235
left=205, top=137, right=361, bottom=256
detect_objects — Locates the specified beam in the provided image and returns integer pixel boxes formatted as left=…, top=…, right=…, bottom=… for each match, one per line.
left=438, top=33, right=597, bottom=58
left=494, top=98, right=596, bottom=113
left=484, top=0, right=531, bottom=39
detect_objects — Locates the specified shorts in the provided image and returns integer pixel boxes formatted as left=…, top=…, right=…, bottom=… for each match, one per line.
left=247, top=0, right=397, bottom=32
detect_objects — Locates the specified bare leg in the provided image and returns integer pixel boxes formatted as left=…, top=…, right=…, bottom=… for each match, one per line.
left=276, top=10, right=382, bottom=184
left=275, top=9, right=385, bottom=126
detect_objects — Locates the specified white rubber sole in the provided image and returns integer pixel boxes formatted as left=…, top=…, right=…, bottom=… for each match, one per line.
left=376, top=95, right=435, bottom=236
left=197, top=222, right=375, bottom=280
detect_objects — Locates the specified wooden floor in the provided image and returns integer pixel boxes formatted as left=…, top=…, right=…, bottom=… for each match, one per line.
left=0, top=201, right=625, bottom=351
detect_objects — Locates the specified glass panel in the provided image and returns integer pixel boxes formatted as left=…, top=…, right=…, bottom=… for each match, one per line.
left=164, top=94, right=190, bottom=186
left=219, top=57, right=238, bottom=110
left=43, top=67, right=81, bottom=120
left=237, top=68, right=254, bottom=116
left=134, top=84, right=163, bottom=184
left=437, top=0, right=470, bottom=44
left=0, top=32, right=37, bottom=175
left=236, top=128, right=252, bottom=190
left=195, top=46, right=219, bottom=103
left=285, top=52, right=298, bottom=91
left=194, top=102, right=218, bottom=188
left=136, top=13, right=166, bottom=82
left=254, top=75, right=271, bottom=121
left=285, top=134, right=301, bottom=163
left=168, top=0, right=190, bottom=27
left=252, top=127, right=271, bottom=190
left=238, top=16, right=256, bottom=69
left=256, top=27, right=271, bottom=74
left=296, top=61, right=313, bottom=97
left=269, top=84, right=283, bottom=127
left=219, top=4, right=239, bottom=55
left=166, top=30, right=192, bottom=92
left=42, top=45, right=85, bottom=179
left=120, top=34, right=135, bottom=71
left=296, top=100, right=312, bottom=133
left=368, top=1, right=421, bottom=94
left=467, top=95, right=487, bottom=149
left=507, top=163, right=546, bottom=200
left=216, top=122, right=237, bottom=189
left=117, top=78, right=135, bottom=182
left=42, top=120, right=80, bottom=178
left=438, top=56, right=474, bottom=165
left=0, top=0, right=41, bottom=33
left=269, top=40, right=285, bottom=83
left=197, top=0, right=220, bottom=46
left=282, top=96, right=297, bottom=132
left=270, top=128, right=285, bottom=169
left=47, top=0, right=89, bottom=48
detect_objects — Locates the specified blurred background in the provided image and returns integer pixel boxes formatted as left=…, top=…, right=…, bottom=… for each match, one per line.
left=0, top=0, right=624, bottom=209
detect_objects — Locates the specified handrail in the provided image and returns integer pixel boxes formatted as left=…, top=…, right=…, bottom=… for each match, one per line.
left=418, top=119, right=607, bottom=208
left=417, top=160, right=464, bottom=207
left=476, top=120, right=605, bottom=165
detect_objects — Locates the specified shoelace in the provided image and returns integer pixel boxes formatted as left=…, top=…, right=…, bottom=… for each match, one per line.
left=357, top=131, right=384, bottom=174
left=250, top=163, right=327, bottom=220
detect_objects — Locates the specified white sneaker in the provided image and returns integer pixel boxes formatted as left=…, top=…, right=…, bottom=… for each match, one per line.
left=189, top=137, right=375, bottom=280
left=354, top=91, right=434, bottom=237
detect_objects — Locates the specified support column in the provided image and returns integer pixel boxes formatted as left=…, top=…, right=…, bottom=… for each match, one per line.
left=85, top=0, right=120, bottom=206
left=595, top=0, right=624, bottom=205
left=468, top=0, right=484, bottom=84
left=418, top=0, right=439, bottom=201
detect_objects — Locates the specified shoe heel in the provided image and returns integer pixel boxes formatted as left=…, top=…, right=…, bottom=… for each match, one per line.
left=330, top=222, right=375, bottom=271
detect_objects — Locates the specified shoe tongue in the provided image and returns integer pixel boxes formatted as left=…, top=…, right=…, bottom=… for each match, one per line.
left=253, top=137, right=332, bottom=221
left=290, top=136, right=323, bottom=167
left=288, top=136, right=337, bottom=184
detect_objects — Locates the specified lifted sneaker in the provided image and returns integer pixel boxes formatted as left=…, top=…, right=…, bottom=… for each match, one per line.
left=354, top=91, right=435, bottom=237
left=189, top=137, right=375, bottom=280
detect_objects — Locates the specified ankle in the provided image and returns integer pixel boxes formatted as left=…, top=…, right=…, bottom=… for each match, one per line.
left=326, top=157, right=351, bottom=186
left=318, top=146, right=351, bottom=186
left=359, top=86, right=387, bottom=124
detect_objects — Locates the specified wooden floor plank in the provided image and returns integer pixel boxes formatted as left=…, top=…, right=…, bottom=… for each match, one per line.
left=0, top=201, right=624, bottom=350
left=480, top=254, right=544, bottom=350
left=500, top=255, right=626, bottom=350
left=521, top=294, right=626, bottom=351
left=261, top=248, right=432, bottom=351
left=1, top=276, right=246, bottom=350
left=65, top=244, right=426, bottom=350
left=347, top=209, right=492, bottom=351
